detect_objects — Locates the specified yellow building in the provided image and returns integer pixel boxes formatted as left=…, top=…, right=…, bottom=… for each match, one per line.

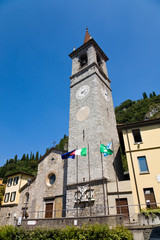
left=0, top=178, right=5, bottom=206
left=2, top=172, right=34, bottom=206
left=118, top=118, right=160, bottom=213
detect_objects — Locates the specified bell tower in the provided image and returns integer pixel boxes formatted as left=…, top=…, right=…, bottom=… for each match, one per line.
left=66, top=29, right=120, bottom=216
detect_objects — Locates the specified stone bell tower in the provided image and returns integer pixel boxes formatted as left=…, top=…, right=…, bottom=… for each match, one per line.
left=66, top=29, right=120, bottom=216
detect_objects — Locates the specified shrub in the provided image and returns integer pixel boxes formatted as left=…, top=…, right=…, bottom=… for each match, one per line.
left=141, top=207, right=160, bottom=219
left=0, top=224, right=133, bottom=240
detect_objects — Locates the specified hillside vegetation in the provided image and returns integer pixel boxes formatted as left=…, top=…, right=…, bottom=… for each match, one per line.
left=0, top=92, right=159, bottom=181
left=115, top=92, right=160, bottom=123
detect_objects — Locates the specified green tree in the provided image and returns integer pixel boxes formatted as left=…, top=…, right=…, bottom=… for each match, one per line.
left=21, top=154, right=26, bottom=161
left=55, top=134, right=68, bottom=151
left=153, top=91, right=156, bottom=97
left=143, top=92, right=148, bottom=99
left=149, top=93, right=153, bottom=98
left=14, top=155, right=18, bottom=163
left=35, top=151, right=39, bottom=161
left=45, top=148, right=50, bottom=154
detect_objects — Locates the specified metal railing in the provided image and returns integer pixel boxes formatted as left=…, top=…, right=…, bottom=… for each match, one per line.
left=22, top=201, right=160, bottom=224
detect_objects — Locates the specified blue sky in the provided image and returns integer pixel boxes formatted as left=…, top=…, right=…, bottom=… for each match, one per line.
left=0, top=0, right=160, bottom=166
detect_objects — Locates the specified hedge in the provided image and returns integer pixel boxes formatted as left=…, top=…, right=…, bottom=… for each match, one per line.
left=0, top=224, right=133, bottom=240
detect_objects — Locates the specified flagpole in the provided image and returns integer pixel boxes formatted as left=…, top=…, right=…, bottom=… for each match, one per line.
left=111, top=139, right=121, bottom=214
left=100, top=141, right=106, bottom=215
left=88, top=143, right=92, bottom=216
left=76, top=145, right=78, bottom=217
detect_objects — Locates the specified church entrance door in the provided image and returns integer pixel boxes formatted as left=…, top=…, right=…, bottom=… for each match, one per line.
left=45, top=202, right=53, bottom=218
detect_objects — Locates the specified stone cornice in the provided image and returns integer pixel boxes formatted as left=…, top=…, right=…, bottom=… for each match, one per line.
left=66, top=178, right=108, bottom=190
left=125, top=146, right=160, bottom=154
left=70, top=62, right=110, bottom=83
left=1, top=203, right=18, bottom=207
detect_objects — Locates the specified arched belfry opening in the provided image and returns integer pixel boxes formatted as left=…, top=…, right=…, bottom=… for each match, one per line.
left=79, top=53, right=88, bottom=68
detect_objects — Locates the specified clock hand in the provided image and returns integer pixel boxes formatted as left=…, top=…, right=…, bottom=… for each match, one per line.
left=81, top=90, right=85, bottom=94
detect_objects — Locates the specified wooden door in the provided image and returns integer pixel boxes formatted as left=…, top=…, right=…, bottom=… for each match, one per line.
left=116, top=198, right=129, bottom=222
left=45, top=203, right=53, bottom=218
left=144, top=188, right=157, bottom=209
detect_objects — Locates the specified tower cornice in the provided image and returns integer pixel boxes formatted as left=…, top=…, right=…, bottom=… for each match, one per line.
left=69, top=62, right=111, bottom=82
left=69, top=38, right=109, bottom=62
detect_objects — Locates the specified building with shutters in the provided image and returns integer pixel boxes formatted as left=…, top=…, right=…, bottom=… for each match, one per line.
left=118, top=118, right=160, bottom=214
left=2, top=172, right=34, bottom=206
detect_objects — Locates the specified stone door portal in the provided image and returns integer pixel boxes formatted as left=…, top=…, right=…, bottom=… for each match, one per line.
left=45, top=202, right=53, bottom=218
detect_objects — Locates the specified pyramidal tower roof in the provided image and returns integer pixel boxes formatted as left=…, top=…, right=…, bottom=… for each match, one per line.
left=69, top=29, right=108, bottom=62
left=83, top=27, right=91, bottom=44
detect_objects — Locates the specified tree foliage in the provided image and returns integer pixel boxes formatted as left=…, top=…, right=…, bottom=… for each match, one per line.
left=0, top=184, right=5, bottom=206
left=115, top=92, right=160, bottom=124
left=55, top=134, right=68, bottom=151
left=0, top=152, right=39, bottom=183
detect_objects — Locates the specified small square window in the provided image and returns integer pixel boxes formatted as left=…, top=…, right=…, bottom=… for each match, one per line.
left=138, top=156, right=149, bottom=173
left=132, top=129, right=142, bottom=143
left=7, top=178, right=13, bottom=187
left=13, top=177, right=19, bottom=185
left=4, top=193, right=10, bottom=203
left=10, top=192, right=16, bottom=202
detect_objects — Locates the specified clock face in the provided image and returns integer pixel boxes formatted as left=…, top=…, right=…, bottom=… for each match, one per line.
left=76, top=85, right=90, bottom=99
left=101, top=87, right=110, bottom=102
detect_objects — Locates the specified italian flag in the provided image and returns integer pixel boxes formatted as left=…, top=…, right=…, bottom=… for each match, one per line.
left=75, top=148, right=87, bottom=156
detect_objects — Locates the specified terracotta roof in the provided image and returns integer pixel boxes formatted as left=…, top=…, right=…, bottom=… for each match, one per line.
left=83, top=27, right=91, bottom=44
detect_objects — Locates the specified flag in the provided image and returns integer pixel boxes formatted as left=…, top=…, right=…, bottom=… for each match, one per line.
left=100, top=142, right=113, bottom=156
left=75, top=148, right=87, bottom=156
left=61, top=149, right=76, bottom=159
left=61, top=148, right=87, bottom=159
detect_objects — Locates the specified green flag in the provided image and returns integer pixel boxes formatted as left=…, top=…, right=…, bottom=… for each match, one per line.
left=100, top=143, right=113, bottom=156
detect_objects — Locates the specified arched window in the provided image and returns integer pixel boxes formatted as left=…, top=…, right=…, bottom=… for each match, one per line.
left=79, top=53, right=88, bottom=67
left=97, top=54, right=102, bottom=67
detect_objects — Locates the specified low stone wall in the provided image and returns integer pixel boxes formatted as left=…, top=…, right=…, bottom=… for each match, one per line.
left=21, top=214, right=123, bottom=228
left=139, top=213, right=160, bottom=226
left=0, top=205, right=18, bottom=226
left=128, top=225, right=160, bottom=240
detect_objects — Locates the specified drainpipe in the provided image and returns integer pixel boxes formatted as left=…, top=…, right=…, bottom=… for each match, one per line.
left=126, top=128, right=141, bottom=211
